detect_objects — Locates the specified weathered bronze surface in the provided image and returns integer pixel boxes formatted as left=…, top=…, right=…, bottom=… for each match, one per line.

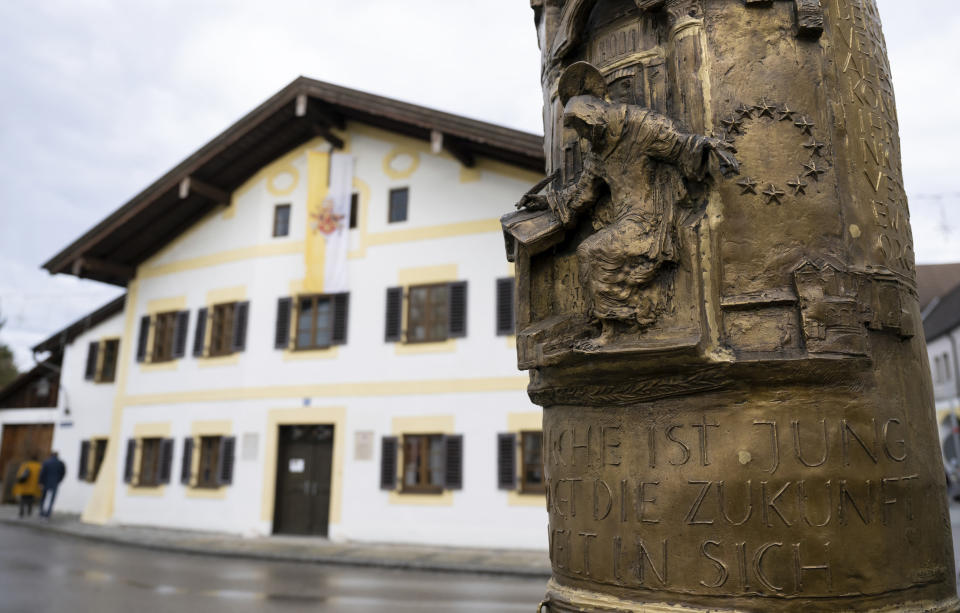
left=505, top=1, right=960, bottom=611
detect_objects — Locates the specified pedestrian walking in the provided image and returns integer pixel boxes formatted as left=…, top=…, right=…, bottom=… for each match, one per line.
left=12, top=456, right=43, bottom=518
left=38, top=451, right=66, bottom=519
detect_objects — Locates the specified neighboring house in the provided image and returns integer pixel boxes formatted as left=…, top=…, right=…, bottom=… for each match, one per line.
left=0, top=358, right=61, bottom=502
left=918, top=264, right=960, bottom=493
left=25, top=77, right=548, bottom=548
left=917, top=262, right=960, bottom=315
left=27, top=294, right=126, bottom=514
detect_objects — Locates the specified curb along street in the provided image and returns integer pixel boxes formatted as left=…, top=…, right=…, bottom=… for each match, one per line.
left=0, top=508, right=551, bottom=579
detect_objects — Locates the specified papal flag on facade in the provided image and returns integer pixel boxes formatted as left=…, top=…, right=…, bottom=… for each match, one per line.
left=305, top=151, right=354, bottom=293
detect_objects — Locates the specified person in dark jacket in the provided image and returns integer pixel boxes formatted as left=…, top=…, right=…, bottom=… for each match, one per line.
left=38, top=451, right=66, bottom=519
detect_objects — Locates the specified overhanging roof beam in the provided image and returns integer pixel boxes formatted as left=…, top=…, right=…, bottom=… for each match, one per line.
left=444, top=136, right=476, bottom=168
left=307, top=99, right=346, bottom=130
left=178, top=176, right=230, bottom=205
left=71, top=256, right=135, bottom=281
left=311, top=123, right=345, bottom=150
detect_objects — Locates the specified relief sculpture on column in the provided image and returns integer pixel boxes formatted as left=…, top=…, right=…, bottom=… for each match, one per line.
left=507, top=1, right=960, bottom=611
left=515, top=61, right=738, bottom=351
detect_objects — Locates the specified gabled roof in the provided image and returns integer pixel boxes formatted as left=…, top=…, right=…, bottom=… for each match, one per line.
left=0, top=356, right=60, bottom=409
left=43, top=77, right=546, bottom=286
left=32, top=294, right=126, bottom=354
left=917, top=263, right=960, bottom=311
left=923, top=281, right=960, bottom=342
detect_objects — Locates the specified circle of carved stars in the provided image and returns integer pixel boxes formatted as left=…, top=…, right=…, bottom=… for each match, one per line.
left=721, top=98, right=830, bottom=206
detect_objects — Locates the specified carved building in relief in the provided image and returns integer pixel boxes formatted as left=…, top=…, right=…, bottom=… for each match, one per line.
left=506, top=1, right=959, bottom=611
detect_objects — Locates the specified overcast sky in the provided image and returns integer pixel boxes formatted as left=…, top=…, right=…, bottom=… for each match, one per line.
left=1, top=0, right=958, bottom=370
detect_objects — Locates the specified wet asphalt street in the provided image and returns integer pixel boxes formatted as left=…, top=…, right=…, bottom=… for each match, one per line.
left=0, top=523, right=546, bottom=613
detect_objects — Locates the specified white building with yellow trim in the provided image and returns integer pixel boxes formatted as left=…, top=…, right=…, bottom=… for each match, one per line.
left=32, top=78, right=550, bottom=548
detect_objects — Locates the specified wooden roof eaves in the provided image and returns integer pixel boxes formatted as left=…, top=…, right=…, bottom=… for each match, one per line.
left=42, top=76, right=546, bottom=279
left=0, top=357, right=62, bottom=407
left=42, top=80, right=307, bottom=276
left=32, top=294, right=127, bottom=354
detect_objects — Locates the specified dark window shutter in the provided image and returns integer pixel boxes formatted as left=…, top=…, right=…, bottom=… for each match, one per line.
left=84, top=342, right=99, bottom=380
left=78, top=440, right=90, bottom=481
left=380, top=436, right=398, bottom=490
left=180, top=437, right=194, bottom=485
left=332, top=293, right=350, bottom=345
left=123, top=439, right=136, bottom=483
left=172, top=311, right=190, bottom=358
left=497, top=433, right=518, bottom=490
left=158, top=438, right=174, bottom=484
left=218, top=436, right=236, bottom=485
left=136, top=316, right=150, bottom=362
left=384, top=287, right=403, bottom=342
left=193, top=308, right=208, bottom=357
left=444, top=435, right=463, bottom=490
left=349, top=193, right=359, bottom=229
left=275, top=297, right=292, bottom=349
left=232, top=301, right=250, bottom=352
left=448, top=281, right=468, bottom=338
left=496, top=278, right=516, bottom=336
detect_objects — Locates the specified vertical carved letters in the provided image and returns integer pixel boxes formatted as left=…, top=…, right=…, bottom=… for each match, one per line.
left=594, top=480, right=613, bottom=521
left=880, top=477, right=898, bottom=526
left=553, top=529, right=570, bottom=569
left=620, top=479, right=629, bottom=522
left=754, top=543, right=785, bottom=592
left=793, top=542, right=832, bottom=593
left=572, top=425, right=592, bottom=467
left=838, top=479, right=872, bottom=525
left=578, top=532, right=598, bottom=577
left=761, top=481, right=793, bottom=527
left=552, top=428, right=566, bottom=467
left=841, top=420, right=879, bottom=465
left=553, top=479, right=583, bottom=518
left=882, top=418, right=907, bottom=462
left=648, top=425, right=657, bottom=468
left=667, top=424, right=691, bottom=466
left=798, top=480, right=833, bottom=527
left=700, top=541, right=730, bottom=588
left=602, top=425, right=623, bottom=465
left=736, top=542, right=751, bottom=592
left=793, top=419, right=829, bottom=467
left=568, top=479, right=582, bottom=518
left=636, top=538, right=669, bottom=587
left=718, top=480, right=754, bottom=526
left=685, top=481, right=715, bottom=525
left=637, top=481, right=661, bottom=524
left=754, top=420, right=780, bottom=473
left=552, top=478, right=566, bottom=519
left=692, top=415, right=720, bottom=466
left=899, top=474, right=919, bottom=520
left=613, top=536, right=625, bottom=581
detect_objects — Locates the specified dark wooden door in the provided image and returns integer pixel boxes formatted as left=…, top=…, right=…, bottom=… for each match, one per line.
left=273, top=425, right=334, bottom=536
left=0, top=424, right=53, bottom=480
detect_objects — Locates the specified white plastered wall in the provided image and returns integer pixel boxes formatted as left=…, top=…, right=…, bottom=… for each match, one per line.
left=49, top=311, right=124, bottom=514
left=100, top=122, right=547, bottom=548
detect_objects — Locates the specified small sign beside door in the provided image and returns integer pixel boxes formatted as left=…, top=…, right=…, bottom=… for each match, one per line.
left=288, top=458, right=305, bottom=473
left=354, top=430, right=374, bottom=461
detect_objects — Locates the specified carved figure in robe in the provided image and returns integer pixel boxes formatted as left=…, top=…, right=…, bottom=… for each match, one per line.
left=519, top=62, right=738, bottom=349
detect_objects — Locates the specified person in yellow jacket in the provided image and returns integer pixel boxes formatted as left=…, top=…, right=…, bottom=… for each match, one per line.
left=12, top=456, right=43, bottom=518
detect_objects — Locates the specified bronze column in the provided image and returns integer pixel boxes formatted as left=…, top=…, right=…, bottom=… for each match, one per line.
left=506, top=1, right=960, bottom=611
